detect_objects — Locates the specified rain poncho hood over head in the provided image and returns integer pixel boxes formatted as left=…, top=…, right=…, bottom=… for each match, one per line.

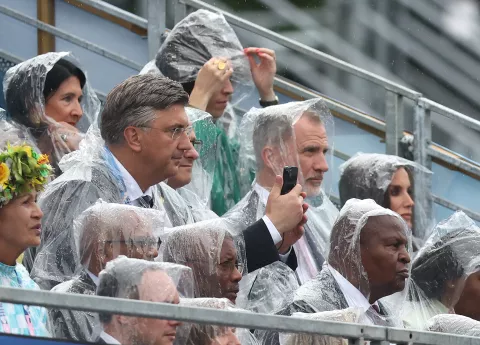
left=162, top=218, right=245, bottom=301
left=155, top=9, right=254, bottom=105
left=3, top=52, right=100, bottom=172
left=402, top=211, right=480, bottom=329
left=338, top=153, right=433, bottom=238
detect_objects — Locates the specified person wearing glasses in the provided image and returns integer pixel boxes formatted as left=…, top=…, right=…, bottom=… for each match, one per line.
left=162, top=219, right=245, bottom=304
left=26, top=74, right=193, bottom=289
left=49, top=202, right=165, bottom=342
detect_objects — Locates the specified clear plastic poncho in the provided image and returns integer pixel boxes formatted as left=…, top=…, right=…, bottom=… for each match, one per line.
left=3, top=52, right=100, bottom=174
left=225, top=98, right=339, bottom=298
left=24, top=126, right=172, bottom=290
left=281, top=199, right=412, bottom=327
left=176, top=107, right=218, bottom=221
left=338, top=153, right=433, bottom=241
left=426, top=314, right=480, bottom=336
left=49, top=202, right=167, bottom=342
left=162, top=218, right=246, bottom=303
left=96, top=256, right=194, bottom=345
left=401, top=211, right=480, bottom=330
left=180, top=298, right=258, bottom=345
left=279, top=308, right=362, bottom=345
left=155, top=9, right=254, bottom=106
left=0, top=108, right=38, bottom=149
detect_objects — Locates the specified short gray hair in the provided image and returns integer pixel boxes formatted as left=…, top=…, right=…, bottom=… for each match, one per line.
left=100, top=74, right=189, bottom=144
left=253, top=113, right=293, bottom=171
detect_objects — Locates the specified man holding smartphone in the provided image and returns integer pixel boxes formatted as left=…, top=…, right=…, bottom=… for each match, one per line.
left=225, top=98, right=338, bottom=284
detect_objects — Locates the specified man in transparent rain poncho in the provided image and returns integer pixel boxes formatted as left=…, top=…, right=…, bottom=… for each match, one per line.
left=3, top=52, right=100, bottom=176
left=260, top=199, right=412, bottom=345
left=95, top=256, right=194, bottom=345
left=224, top=99, right=339, bottom=313
left=401, top=211, right=480, bottom=330
left=164, top=107, right=219, bottom=222
left=49, top=203, right=167, bottom=343
left=152, top=9, right=279, bottom=216
left=25, top=74, right=193, bottom=289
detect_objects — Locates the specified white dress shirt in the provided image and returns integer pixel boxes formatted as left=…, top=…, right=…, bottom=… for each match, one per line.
left=99, top=331, right=121, bottom=344
left=328, top=264, right=380, bottom=325
left=253, top=183, right=316, bottom=283
left=112, top=155, right=173, bottom=228
left=86, top=270, right=99, bottom=287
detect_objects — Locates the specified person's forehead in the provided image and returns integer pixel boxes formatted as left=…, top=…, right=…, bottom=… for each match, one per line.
left=294, top=116, right=327, bottom=141
left=363, top=215, right=407, bottom=239
left=152, top=105, right=189, bottom=127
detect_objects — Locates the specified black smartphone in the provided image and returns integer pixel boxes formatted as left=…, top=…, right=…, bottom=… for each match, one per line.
left=280, top=166, right=298, bottom=195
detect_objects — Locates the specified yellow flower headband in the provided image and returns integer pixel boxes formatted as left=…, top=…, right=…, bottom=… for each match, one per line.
left=0, top=144, right=52, bottom=207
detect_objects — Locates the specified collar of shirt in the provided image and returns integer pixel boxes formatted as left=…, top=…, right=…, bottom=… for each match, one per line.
left=111, top=154, right=153, bottom=203
left=100, top=331, right=121, bottom=344
left=253, top=183, right=270, bottom=205
left=86, top=270, right=99, bottom=287
left=327, top=264, right=379, bottom=313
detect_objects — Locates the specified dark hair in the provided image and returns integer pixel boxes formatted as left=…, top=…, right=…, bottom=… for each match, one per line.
left=382, top=166, right=414, bottom=209
left=100, top=74, right=189, bottom=144
left=181, top=81, right=196, bottom=96
left=5, top=58, right=85, bottom=128
left=43, top=59, right=86, bottom=101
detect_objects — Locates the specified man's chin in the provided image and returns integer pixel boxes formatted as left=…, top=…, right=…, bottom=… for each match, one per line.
left=304, top=184, right=322, bottom=197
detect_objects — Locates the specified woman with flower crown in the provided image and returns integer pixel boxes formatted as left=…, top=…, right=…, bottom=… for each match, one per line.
left=0, top=141, right=52, bottom=337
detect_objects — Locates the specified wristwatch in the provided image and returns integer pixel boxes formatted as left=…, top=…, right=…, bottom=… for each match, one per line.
left=259, top=95, right=279, bottom=108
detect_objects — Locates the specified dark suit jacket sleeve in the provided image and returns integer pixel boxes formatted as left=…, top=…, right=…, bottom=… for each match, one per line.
left=243, top=219, right=297, bottom=273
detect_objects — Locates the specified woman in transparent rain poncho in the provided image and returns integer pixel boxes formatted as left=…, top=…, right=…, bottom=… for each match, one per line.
left=339, top=153, right=433, bottom=247
left=401, top=211, right=480, bottom=330
left=225, top=98, right=339, bottom=314
left=151, top=9, right=278, bottom=216
left=260, top=199, right=412, bottom=345
left=3, top=52, right=100, bottom=175
left=0, top=134, right=53, bottom=337
left=49, top=202, right=168, bottom=343
left=95, top=256, right=194, bottom=345
left=181, top=298, right=258, bottom=345
left=162, top=218, right=245, bottom=305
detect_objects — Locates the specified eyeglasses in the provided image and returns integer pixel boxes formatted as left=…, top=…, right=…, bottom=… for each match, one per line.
left=218, top=260, right=244, bottom=275
left=106, top=237, right=161, bottom=251
left=141, top=126, right=193, bottom=140
left=191, top=139, right=203, bottom=151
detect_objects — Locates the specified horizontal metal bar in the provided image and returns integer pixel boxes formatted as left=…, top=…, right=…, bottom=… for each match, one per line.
left=0, top=49, right=22, bottom=64
left=181, top=0, right=421, bottom=100
left=0, top=5, right=143, bottom=71
left=432, top=194, right=480, bottom=222
left=427, top=146, right=480, bottom=177
left=274, top=77, right=386, bottom=132
left=73, top=0, right=148, bottom=29
left=387, top=327, right=480, bottom=345
left=0, top=287, right=386, bottom=339
left=420, top=98, right=480, bottom=133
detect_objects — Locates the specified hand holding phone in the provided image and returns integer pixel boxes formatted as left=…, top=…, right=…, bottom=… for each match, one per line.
left=280, top=166, right=299, bottom=195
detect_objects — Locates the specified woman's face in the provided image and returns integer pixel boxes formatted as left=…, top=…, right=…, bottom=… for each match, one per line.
left=216, top=237, right=242, bottom=304
left=455, top=271, right=480, bottom=320
left=44, top=76, right=83, bottom=126
left=0, top=191, right=43, bottom=252
left=387, top=167, right=414, bottom=228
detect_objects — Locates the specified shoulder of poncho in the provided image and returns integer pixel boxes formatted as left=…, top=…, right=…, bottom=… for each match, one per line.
left=16, top=264, right=40, bottom=289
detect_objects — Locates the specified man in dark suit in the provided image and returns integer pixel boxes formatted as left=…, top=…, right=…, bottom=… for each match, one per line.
left=95, top=257, right=189, bottom=345
left=259, top=199, right=412, bottom=345
left=50, top=203, right=162, bottom=342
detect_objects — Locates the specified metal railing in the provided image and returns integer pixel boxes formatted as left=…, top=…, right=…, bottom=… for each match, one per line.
left=2, top=0, right=480, bottom=229
left=0, top=286, right=479, bottom=345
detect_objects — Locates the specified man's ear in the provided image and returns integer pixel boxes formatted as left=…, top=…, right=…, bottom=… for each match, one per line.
left=123, top=126, right=143, bottom=153
left=261, top=146, right=276, bottom=171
